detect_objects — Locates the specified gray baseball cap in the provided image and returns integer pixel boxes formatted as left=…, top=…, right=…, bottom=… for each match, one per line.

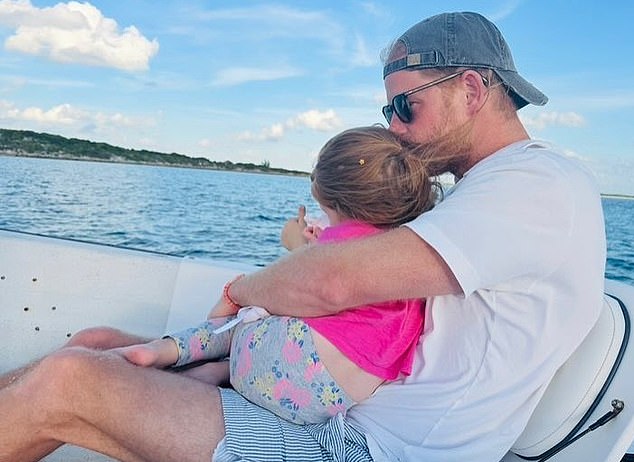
left=383, top=12, right=548, bottom=108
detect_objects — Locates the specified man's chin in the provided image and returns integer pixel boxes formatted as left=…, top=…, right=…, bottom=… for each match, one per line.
left=399, top=125, right=473, bottom=177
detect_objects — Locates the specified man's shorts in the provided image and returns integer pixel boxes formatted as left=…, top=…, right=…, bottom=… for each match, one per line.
left=213, top=388, right=374, bottom=462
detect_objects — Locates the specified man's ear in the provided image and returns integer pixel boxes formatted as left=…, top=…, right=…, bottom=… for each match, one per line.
left=462, top=70, right=489, bottom=115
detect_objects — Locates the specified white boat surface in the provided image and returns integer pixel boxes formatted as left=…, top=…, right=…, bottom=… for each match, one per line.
left=1, top=228, right=633, bottom=462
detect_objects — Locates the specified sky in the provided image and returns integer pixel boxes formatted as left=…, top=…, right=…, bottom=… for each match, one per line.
left=0, top=0, right=633, bottom=196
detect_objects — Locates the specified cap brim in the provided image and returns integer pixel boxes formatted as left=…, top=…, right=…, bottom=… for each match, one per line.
left=496, top=69, right=548, bottom=108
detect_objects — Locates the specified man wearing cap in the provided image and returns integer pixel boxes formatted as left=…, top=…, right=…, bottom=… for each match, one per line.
left=0, top=11, right=605, bottom=462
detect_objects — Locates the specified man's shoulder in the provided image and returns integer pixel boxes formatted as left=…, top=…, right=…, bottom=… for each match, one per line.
left=461, top=139, right=596, bottom=195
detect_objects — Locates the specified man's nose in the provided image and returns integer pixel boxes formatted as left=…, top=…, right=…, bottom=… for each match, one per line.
left=387, top=115, right=407, bottom=135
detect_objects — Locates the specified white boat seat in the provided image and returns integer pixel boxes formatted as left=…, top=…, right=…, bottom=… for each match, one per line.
left=511, top=294, right=629, bottom=459
left=165, top=256, right=254, bottom=334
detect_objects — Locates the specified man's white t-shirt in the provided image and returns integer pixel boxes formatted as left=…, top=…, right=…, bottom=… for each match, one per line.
left=348, top=140, right=606, bottom=462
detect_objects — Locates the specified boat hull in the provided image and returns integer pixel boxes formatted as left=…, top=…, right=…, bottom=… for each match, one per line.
left=1, top=229, right=633, bottom=461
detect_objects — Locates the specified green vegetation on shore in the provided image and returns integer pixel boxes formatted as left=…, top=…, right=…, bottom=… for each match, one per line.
left=1, top=128, right=632, bottom=198
left=602, top=193, right=634, bottom=200
left=0, top=128, right=309, bottom=176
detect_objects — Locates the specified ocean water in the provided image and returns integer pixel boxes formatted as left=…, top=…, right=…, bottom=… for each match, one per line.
left=1, top=155, right=633, bottom=285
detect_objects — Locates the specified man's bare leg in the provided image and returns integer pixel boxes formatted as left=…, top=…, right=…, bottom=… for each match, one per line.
left=48, top=325, right=229, bottom=385
left=0, top=346, right=225, bottom=462
left=179, top=360, right=230, bottom=386
left=75, top=327, right=232, bottom=386
left=65, top=326, right=152, bottom=349
left=0, top=326, right=149, bottom=390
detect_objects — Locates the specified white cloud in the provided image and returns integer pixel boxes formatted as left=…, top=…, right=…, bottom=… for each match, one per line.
left=180, top=4, right=347, bottom=61
left=373, top=90, right=386, bottom=105
left=564, top=92, right=634, bottom=111
left=582, top=155, right=634, bottom=196
left=0, top=99, right=155, bottom=129
left=288, top=109, right=342, bottom=131
left=0, top=74, right=94, bottom=89
left=236, top=123, right=286, bottom=142
left=211, top=65, right=303, bottom=87
left=191, top=4, right=341, bottom=43
left=359, top=2, right=386, bottom=18
left=262, top=123, right=285, bottom=140
left=19, top=103, right=82, bottom=124
left=349, top=34, right=377, bottom=67
left=237, top=109, right=343, bottom=142
left=198, top=4, right=323, bottom=23
left=488, top=0, right=525, bottom=22
left=0, top=0, right=159, bottom=71
left=0, top=100, right=84, bottom=124
left=198, top=138, right=213, bottom=148
left=520, top=111, right=585, bottom=130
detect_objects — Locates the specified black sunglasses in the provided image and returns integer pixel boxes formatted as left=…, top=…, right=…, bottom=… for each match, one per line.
left=382, top=70, right=481, bottom=124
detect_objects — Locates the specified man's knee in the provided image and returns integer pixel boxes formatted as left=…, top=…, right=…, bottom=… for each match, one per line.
left=12, top=348, right=104, bottom=426
left=24, top=348, right=105, bottom=402
left=66, top=326, right=121, bottom=348
left=66, top=326, right=138, bottom=349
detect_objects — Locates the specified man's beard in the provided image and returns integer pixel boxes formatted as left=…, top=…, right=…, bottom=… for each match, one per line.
left=398, top=121, right=474, bottom=178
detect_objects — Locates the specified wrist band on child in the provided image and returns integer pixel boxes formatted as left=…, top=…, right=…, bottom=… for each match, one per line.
left=223, top=273, right=245, bottom=311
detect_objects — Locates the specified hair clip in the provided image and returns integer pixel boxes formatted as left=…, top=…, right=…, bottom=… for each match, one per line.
left=359, top=159, right=365, bottom=166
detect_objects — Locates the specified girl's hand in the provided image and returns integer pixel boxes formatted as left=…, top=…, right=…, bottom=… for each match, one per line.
left=111, top=338, right=178, bottom=368
left=302, top=224, right=323, bottom=243
left=281, top=205, right=309, bottom=251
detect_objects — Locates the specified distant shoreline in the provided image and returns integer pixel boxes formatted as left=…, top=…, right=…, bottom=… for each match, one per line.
left=601, top=193, right=634, bottom=201
left=0, top=151, right=310, bottom=178
left=3, top=152, right=633, bottom=196
left=1, top=127, right=632, bottom=196
left=0, top=127, right=310, bottom=178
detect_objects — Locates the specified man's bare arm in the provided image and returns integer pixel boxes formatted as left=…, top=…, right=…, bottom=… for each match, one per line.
left=229, top=226, right=461, bottom=317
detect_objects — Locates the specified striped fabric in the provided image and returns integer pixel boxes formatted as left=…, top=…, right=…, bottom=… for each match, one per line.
left=215, top=388, right=373, bottom=462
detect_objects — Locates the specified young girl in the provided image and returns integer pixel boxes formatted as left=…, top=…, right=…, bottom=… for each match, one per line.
left=115, top=125, right=442, bottom=424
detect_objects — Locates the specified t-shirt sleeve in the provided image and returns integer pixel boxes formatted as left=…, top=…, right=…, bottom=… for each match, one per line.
left=404, top=152, right=581, bottom=297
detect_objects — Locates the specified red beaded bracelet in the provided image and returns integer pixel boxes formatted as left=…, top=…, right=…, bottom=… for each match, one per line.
left=223, top=273, right=245, bottom=311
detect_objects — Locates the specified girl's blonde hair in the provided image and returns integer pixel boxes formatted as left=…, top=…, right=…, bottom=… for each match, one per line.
left=311, top=125, right=449, bottom=228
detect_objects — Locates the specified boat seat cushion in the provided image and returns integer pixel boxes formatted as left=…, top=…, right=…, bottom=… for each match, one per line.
left=511, top=295, right=626, bottom=457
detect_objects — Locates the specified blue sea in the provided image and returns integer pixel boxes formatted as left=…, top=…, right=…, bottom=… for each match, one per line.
left=1, top=155, right=633, bottom=285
